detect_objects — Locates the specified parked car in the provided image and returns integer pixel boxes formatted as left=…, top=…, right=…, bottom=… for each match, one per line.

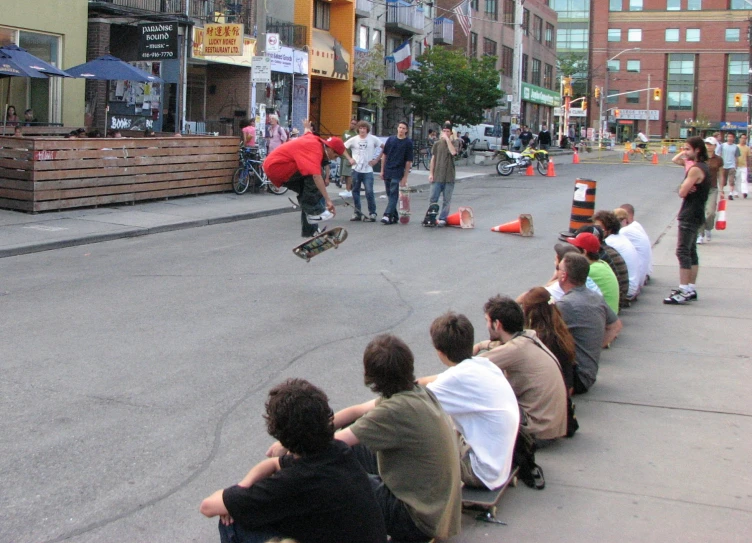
left=453, top=123, right=503, bottom=151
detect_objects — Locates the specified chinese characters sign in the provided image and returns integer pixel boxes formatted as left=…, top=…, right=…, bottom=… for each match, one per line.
left=204, top=24, right=244, bottom=56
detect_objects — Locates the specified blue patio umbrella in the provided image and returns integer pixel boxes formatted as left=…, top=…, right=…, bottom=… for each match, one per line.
left=65, top=54, right=162, bottom=82
left=0, top=44, right=71, bottom=77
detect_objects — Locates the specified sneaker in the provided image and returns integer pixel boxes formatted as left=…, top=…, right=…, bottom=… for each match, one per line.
left=696, top=234, right=704, bottom=245
left=664, top=289, right=691, bottom=304
left=437, top=219, right=447, bottom=227
left=307, top=210, right=333, bottom=222
left=704, top=230, right=711, bottom=242
left=670, top=287, right=697, bottom=301
left=338, top=190, right=352, bottom=198
left=350, top=213, right=362, bottom=221
left=380, top=215, right=390, bottom=224
left=364, top=213, right=377, bottom=222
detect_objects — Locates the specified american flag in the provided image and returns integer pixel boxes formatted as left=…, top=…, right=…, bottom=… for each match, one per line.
left=453, top=0, right=472, bottom=37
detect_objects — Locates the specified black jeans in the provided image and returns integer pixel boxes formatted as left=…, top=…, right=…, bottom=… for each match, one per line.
left=676, top=220, right=700, bottom=270
left=286, top=172, right=325, bottom=236
left=350, top=444, right=432, bottom=543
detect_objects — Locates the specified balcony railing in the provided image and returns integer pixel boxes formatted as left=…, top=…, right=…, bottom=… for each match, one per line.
left=433, top=17, right=453, bottom=45
left=385, top=0, right=424, bottom=35
left=89, top=0, right=253, bottom=25
left=385, top=58, right=408, bottom=83
left=266, top=17, right=307, bottom=49
left=355, top=0, right=373, bottom=17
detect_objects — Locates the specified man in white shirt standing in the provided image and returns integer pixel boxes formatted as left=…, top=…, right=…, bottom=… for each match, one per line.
left=735, top=133, right=749, bottom=199
left=719, top=132, right=740, bottom=200
left=343, top=121, right=383, bottom=222
left=417, top=312, right=519, bottom=490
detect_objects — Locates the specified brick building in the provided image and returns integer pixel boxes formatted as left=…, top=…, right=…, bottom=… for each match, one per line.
left=590, top=0, right=752, bottom=142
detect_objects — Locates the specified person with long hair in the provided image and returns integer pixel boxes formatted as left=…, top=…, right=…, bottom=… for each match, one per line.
left=519, top=286, right=576, bottom=393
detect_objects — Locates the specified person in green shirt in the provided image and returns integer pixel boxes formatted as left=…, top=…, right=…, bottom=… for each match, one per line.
left=567, top=232, right=620, bottom=314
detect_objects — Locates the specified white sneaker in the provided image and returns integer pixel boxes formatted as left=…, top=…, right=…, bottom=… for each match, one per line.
left=704, top=230, right=711, bottom=242
left=338, top=191, right=352, bottom=198
left=437, top=219, right=447, bottom=227
left=307, top=210, right=334, bottom=222
left=696, top=234, right=704, bottom=245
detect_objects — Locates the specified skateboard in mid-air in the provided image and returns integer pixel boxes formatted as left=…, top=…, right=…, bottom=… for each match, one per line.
left=422, top=203, right=439, bottom=227
left=461, top=467, right=519, bottom=525
left=398, top=185, right=411, bottom=224
left=292, top=227, right=348, bottom=262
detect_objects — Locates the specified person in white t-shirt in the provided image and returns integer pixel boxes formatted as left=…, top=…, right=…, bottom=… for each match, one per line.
left=343, top=121, right=384, bottom=222
left=593, top=210, right=645, bottom=299
left=615, top=205, right=653, bottom=283
left=417, top=312, right=519, bottom=490
left=636, top=131, right=649, bottom=149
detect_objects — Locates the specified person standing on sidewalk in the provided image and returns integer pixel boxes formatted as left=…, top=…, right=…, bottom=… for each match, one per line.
left=380, top=120, right=413, bottom=225
left=718, top=132, right=739, bottom=200
left=735, top=133, right=749, bottom=199
left=673, top=138, right=721, bottom=244
left=427, top=121, right=458, bottom=226
left=664, top=136, right=711, bottom=305
left=343, top=121, right=383, bottom=222
left=338, top=118, right=358, bottom=197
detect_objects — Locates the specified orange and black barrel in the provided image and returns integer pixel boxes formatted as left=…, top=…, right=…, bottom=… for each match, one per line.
left=559, top=178, right=596, bottom=238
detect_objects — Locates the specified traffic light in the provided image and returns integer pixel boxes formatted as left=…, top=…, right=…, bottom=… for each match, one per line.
left=562, top=76, right=573, bottom=97
left=594, top=86, right=601, bottom=100
left=653, top=88, right=662, bottom=101
left=614, top=109, right=621, bottom=118
left=734, top=93, right=743, bottom=107
left=581, top=99, right=587, bottom=111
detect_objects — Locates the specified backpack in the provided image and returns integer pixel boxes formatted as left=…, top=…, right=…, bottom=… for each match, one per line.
left=513, top=423, right=545, bottom=490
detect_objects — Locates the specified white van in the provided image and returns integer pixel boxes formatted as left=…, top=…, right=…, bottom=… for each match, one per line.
left=454, top=123, right=503, bottom=151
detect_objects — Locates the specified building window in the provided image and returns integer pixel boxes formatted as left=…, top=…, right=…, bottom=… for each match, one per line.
left=726, top=29, right=740, bottom=42
left=667, top=53, right=694, bottom=110
left=533, top=16, right=543, bottom=42
left=501, top=45, right=513, bottom=76
left=523, top=9, right=530, bottom=35
left=607, top=89, right=619, bottom=104
left=471, top=0, right=480, bottom=10
left=522, top=53, right=528, bottom=82
left=609, top=0, right=622, bottom=10
left=544, top=63, right=554, bottom=89
left=688, top=0, right=701, bottom=9
left=372, top=29, right=382, bottom=48
left=558, top=27, right=588, bottom=50
left=626, top=91, right=640, bottom=104
left=627, top=29, right=642, bottom=42
left=483, top=37, right=497, bottom=58
left=485, top=0, right=498, bottom=20
left=666, top=0, right=680, bottom=9
left=629, top=0, right=643, bottom=10
left=665, top=28, right=679, bottom=42
left=608, top=28, right=621, bottom=42
left=503, top=0, right=515, bottom=24
left=470, top=32, right=478, bottom=57
left=607, top=59, right=620, bottom=72
left=358, top=25, right=369, bottom=49
left=727, top=53, right=749, bottom=111
left=551, top=0, right=590, bottom=17
left=627, top=60, right=640, bottom=72
left=686, top=29, right=700, bottom=42
left=531, top=58, right=541, bottom=86
left=545, top=23, right=554, bottom=48
left=731, top=0, right=749, bottom=8
left=314, top=0, right=330, bottom=30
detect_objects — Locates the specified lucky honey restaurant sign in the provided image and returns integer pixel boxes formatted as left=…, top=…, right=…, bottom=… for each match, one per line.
left=203, top=24, right=244, bottom=56
left=193, top=27, right=255, bottom=67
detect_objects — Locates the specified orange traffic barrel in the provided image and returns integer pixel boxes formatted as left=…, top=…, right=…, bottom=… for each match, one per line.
left=560, top=178, right=596, bottom=238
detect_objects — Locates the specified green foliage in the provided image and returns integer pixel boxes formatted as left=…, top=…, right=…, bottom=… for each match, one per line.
left=557, top=52, right=588, bottom=77
left=397, top=47, right=504, bottom=126
left=354, top=44, right=388, bottom=110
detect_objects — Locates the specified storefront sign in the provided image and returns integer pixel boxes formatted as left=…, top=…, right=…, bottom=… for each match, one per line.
left=721, top=121, right=747, bottom=130
left=554, top=107, right=586, bottom=117
left=193, top=28, right=255, bottom=66
left=612, top=109, right=659, bottom=121
left=293, top=50, right=309, bottom=75
left=266, top=33, right=281, bottom=53
left=521, top=82, right=559, bottom=107
left=204, top=24, right=244, bottom=56
left=311, top=29, right=350, bottom=80
left=138, top=22, right=178, bottom=60
left=109, top=115, right=154, bottom=131
left=269, top=47, right=294, bottom=74
left=252, top=56, right=272, bottom=83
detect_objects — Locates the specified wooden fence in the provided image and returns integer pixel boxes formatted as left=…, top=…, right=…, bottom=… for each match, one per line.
left=0, top=135, right=238, bottom=212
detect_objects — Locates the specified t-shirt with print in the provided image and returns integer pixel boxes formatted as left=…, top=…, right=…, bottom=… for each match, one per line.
left=345, top=134, right=383, bottom=173
left=382, top=136, right=414, bottom=179
left=427, top=357, right=519, bottom=489
left=431, top=138, right=457, bottom=183
left=349, top=385, right=462, bottom=539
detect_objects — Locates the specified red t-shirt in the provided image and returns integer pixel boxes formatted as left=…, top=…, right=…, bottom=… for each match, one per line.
left=264, top=133, right=326, bottom=187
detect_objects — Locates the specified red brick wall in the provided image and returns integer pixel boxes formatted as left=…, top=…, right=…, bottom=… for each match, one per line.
left=205, top=65, right=252, bottom=122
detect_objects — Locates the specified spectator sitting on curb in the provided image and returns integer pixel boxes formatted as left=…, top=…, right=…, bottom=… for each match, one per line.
left=565, top=232, right=620, bottom=315
left=542, top=243, right=603, bottom=302
left=593, top=210, right=645, bottom=301
left=618, top=203, right=654, bottom=280
left=614, top=207, right=651, bottom=288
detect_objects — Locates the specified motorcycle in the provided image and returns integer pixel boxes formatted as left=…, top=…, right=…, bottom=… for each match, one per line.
left=494, top=142, right=550, bottom=176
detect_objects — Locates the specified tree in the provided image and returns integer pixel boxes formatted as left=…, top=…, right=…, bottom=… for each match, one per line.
left=557, top=52, right=589, bottom=98
left=354, top=44, right=387, bottom=110
left=397, top=47, right=504, bottom=126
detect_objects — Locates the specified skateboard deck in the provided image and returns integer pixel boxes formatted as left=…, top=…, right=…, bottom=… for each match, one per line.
left=461, top=467, right=518, bottom=525
left=398, top=186, right=411, bottom=224
left=422, top=203, right=440, bottom=227
left=292, top=227, right=348, bottom=262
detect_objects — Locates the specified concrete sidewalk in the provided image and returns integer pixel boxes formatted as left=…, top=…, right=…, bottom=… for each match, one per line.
left=0, top=164, right=493, bottom=258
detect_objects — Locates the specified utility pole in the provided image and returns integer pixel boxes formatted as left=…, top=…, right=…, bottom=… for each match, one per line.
left=748, top=18, right=752, bottom=141
left=646, top=72, right=650, bottom=139
left=511, top=0, right=523, bottom=125
left=255, top=0, right=267, bottom=138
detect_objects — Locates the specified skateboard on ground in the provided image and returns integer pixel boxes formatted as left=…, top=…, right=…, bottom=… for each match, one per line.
left=461, top=467, right=518, bottom=525
left=422, top=203, right=439, bottom=227
left=398, top=185, right=411, bottom=224
left=292, top=226, right=348, bottom=262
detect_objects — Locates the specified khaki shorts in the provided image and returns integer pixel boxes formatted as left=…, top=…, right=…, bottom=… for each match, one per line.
left=340, top=156, right=353, bottom=177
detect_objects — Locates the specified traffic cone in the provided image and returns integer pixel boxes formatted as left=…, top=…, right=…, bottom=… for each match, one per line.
left=546, top=158, right=556, bottom=177
left=559, top=178, right=597, bottom=238
left=491, top=214, right=534, bottom=237
left=622, top=151, right=630, bottom=163
left=661, top=145, right=668, bottom=155
left=525, top=163, right=534, bottom=176
left=572, top=151, right=580, bottom=164
left=651, top=153, right=658, bottom=165
left=716, top=199, right=727, bottom=230
left=446, top=206, right=474, bottom=228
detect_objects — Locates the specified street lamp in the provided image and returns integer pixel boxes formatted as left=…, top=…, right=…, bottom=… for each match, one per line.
left=600, top=47, right=641, bottom=143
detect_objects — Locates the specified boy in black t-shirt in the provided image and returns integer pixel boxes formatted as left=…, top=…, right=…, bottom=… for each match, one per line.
left=200, top=379, right=387, bottom=543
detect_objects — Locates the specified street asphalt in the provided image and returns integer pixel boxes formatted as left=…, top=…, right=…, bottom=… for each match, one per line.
left=0, top=152, right=749, bottom=542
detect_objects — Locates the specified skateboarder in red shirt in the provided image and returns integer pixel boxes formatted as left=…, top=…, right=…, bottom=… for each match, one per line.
left=265, top=131, right=346, bottom=237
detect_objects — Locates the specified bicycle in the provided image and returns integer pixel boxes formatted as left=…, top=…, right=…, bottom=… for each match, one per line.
left=232, top=147, right=288, bottom=195
left=628, top=143, right=655, bottom=160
